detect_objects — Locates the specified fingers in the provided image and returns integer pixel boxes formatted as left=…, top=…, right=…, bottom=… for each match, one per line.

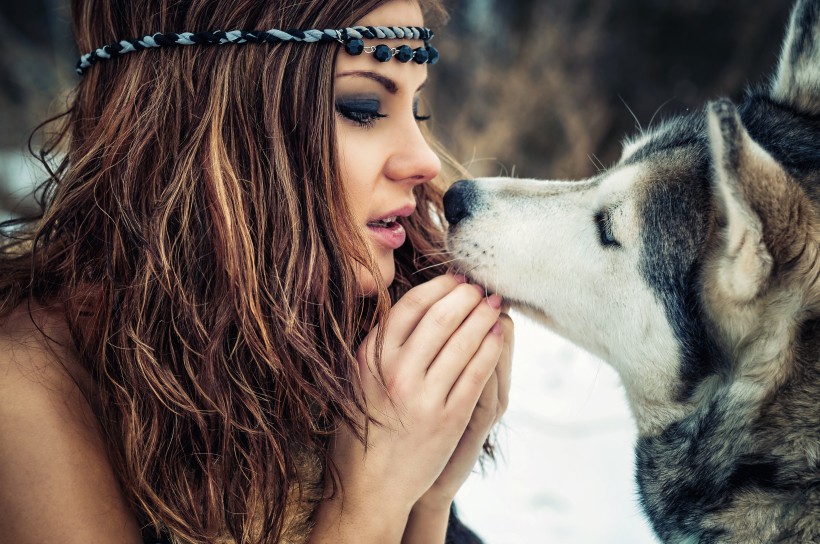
left=355, top=272, right=505, bottom=422
left=495, top=312, right=514, bottom=422
left=356, top=274, right=465, bottom=376
left=470, top=371, right=499, bottom=435
left=423, top=294, right=502, bottom=395
left=466, top=312, right=513, bottom=435
left=383, top=274, right=466, bottom=347
left=445, top=321, right=504, bottom=412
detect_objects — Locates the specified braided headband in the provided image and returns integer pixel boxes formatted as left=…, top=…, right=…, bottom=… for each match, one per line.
left=77, top=25, right=439, bottom=75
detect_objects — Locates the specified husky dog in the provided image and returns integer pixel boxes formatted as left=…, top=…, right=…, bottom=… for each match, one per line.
left=443, top=1, right=820, bottom=542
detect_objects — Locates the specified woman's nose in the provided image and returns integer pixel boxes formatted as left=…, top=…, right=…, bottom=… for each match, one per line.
left=384, top=125, right=442, bottom=186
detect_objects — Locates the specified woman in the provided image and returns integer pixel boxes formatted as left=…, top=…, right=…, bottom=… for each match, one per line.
left=0, top=0, right=513, bottom=543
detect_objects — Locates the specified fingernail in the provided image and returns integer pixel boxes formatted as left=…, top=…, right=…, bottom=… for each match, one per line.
left=453, top=274, right=467, bottom=284
left=491, top=321, right=503, bottom=335
left=487, top=294, right=503, bottom=309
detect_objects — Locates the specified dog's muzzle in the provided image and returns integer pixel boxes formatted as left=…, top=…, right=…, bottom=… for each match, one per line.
left=443, top=179, right=477, bottom=226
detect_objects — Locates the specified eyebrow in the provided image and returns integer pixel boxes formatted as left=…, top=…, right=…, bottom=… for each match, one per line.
left=335, top=70, right=427, bottom=94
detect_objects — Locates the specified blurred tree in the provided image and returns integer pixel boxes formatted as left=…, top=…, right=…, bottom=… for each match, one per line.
left=430, top=0, right=791, bottom=178
left=0, top=0, right=73, bottom=218
left=0, top=0, right=74, bottom=148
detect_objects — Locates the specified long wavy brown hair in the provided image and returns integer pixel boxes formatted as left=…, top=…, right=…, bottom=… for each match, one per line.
left=0, top=0, right=450, bottom=542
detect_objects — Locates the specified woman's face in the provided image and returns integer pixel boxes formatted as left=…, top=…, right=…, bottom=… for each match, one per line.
left=335, top=0, right=442, bottom=294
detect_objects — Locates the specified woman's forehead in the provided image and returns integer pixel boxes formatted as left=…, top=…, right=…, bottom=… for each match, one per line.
left=355, top=1, right=425, bottom=29
left=335, top=1, right=430, bottom=89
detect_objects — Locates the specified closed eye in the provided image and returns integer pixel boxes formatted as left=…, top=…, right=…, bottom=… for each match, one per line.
left=595, top=210, right=621, bottom=248
left=413, top=98, right=431, bottom=122
left=335, top=98, right=387, bottom=128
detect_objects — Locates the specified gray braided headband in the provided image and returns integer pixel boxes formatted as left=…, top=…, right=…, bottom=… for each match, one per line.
left=77, top=25, right=439, bottom=75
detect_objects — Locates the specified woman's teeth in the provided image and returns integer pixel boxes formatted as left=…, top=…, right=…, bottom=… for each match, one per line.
left=368, top=216, right=398, bottom=227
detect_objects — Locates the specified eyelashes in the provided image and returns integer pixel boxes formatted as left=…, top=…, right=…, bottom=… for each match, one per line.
left=335, top=97, right=431, bottom=128
left=335, top=98, right=386, bottom=128
left=412, top=97, right=432, bottom=122
left=336, top=106, right=387, bottom=128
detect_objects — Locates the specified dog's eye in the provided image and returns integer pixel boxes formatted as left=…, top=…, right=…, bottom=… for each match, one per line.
left=595, top=210, right=621, bottom=248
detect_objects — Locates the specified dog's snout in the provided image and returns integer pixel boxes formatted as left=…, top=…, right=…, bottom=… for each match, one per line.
left=443, top=179, right=476, bottom=227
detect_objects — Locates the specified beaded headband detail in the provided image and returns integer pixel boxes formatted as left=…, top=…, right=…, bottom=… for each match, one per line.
left=76, top=25, right=439, bottom=75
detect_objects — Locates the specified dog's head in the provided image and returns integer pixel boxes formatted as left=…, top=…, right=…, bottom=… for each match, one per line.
left=445, top=0, right=820, bottom=434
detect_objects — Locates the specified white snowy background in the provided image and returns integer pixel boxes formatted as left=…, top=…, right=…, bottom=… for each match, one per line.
left=456, top=311, right=659, bottom=544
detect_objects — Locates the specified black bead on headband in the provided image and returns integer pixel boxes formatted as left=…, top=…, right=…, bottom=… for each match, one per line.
left=76, top=25, right=439, bottom=75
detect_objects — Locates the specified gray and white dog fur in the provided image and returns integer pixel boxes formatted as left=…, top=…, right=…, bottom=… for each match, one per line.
left=443, top=1, right=820, bottom=542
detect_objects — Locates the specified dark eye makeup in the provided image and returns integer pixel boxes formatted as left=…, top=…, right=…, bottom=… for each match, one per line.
left=413, top=98, right=431, bottom=122
left=335, top=97, right=387, bottom=128
left=335, top=95, right=432, bottom=128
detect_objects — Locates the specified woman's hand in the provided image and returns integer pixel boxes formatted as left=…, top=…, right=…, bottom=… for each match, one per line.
left=402, top=308, right=514, bottom=544
left=417, top=308, right=513, bottom=505
left=309, top=274, right=504, bottom=544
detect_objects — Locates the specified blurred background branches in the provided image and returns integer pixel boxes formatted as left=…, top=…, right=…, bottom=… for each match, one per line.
left=432, top=0, right=790, bottom=178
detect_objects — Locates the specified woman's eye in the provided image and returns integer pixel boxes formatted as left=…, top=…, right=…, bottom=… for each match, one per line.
left=335, top=98, right=387, bottom=128
left=595, top=210, right=621, bottom=248
left=413, top=99, right=431, bottom=122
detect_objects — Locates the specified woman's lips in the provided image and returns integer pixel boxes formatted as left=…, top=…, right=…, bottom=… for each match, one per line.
left=367, top=221, right=406, bottom=250
left=366, top=204, right=415, bottom=250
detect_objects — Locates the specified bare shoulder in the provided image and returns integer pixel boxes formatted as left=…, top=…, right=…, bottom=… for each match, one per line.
left=0, top=303, right=142, bottom=544
left=0, top=303, right=91, bottom=420
left=0, top=303, right=84, bottom=394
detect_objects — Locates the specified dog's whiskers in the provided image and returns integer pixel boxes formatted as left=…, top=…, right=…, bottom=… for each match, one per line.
left=588, top=154, right=607, bottom=173
left=413, top=258, right=459, bottom=275
left=619, top=94, right=643, bottom=134
left=460, top=262, right=483, bottom=285
left=648, top=98, right=674, bottom=130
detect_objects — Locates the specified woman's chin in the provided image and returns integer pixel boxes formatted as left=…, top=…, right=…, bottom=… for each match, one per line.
left=355, top=257, right=395, bottom=296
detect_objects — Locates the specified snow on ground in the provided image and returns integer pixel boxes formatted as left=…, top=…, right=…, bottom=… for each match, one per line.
left=456, top=311, right=659, bottom=544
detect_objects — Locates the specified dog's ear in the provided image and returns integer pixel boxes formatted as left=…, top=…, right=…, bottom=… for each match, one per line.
left=770, top=0, right=820, bottom=113
left=706, top=99, right=784, bottom=303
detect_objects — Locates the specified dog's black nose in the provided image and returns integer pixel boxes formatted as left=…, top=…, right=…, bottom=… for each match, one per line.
left=443, top=179, right=476, bottom=226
